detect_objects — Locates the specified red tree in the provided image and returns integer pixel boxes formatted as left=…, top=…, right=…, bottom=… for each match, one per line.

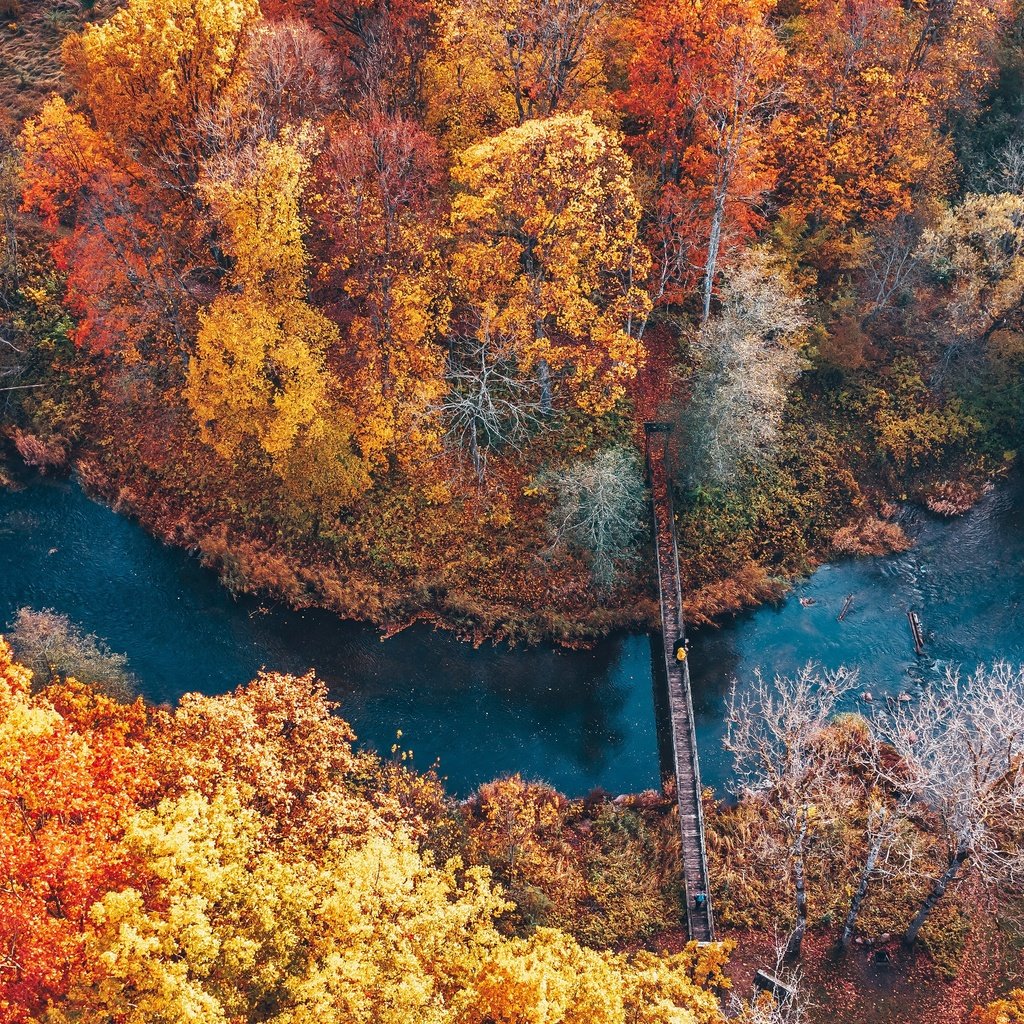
left=619, top=0, right=784, bottom=317
left=261, top=0, right=439, bottom=113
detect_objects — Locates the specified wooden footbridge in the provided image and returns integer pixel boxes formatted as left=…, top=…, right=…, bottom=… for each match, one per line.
left=644, top=423, right=714, bottom=943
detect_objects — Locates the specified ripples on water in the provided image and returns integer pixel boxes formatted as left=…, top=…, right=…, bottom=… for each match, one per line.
left=691, top=480, right=1024, bottom=789
left=2, top=475, right=1023, bottom=795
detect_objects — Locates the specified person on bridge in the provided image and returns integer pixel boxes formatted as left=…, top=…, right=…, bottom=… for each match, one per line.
left=673, top=638, right=688, bottom=662
left=694, top=891, right=708, bottom=910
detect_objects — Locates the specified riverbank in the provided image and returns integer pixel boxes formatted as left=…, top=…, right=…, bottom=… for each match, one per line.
left=0, top=471, right=664, bottom=796
left=1, top=384, right=982, bottom=654
left=2, top=617, right=1019, bottom=1024
left=6, top=463, right=1024, bottom=799
left=3, top=235, right=1007, bottom=651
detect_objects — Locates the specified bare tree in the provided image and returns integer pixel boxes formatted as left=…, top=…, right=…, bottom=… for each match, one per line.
left=439, top=324, right=546, bottom=482
left=726, top=665, right=860, bottom=960
left=732, top=992, right=806, bottom=1024
left=542, top=446, right=647, bottom=590
left=985, top=134, right=1024, bottom=195
left=880, top=663, right=1024, bottom=947
left=195, top=22, right=340, bottom=156
left=835, top=782, right=917, bottom=952
left=729, top=929, right=808, bottom=1024
left=240, top=21, right=342, bottom=142
left=7, top=608, right=137, bottom=703
left=863, top=215, right=923, bottom=317
left=686, top=249, right=807, bottom=489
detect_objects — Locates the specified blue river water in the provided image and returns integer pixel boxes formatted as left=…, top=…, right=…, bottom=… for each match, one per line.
left=2, top=474, right=1023, bottom=795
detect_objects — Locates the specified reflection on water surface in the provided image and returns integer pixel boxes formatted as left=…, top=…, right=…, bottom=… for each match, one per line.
left=3, top=476, right=1023, bottom=794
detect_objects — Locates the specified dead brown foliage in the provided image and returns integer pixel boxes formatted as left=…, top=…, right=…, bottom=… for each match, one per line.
left=10, top=428, right=66, bottom=470
left=0, top=2, right=121, bottom=128
left=831, top=517, right=912, bottom=557
left=685, top=561, right=786, bottom=626
left=924, top=481, right=985, bottom=518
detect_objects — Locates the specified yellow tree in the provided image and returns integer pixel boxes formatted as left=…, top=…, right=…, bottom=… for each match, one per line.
left=616, top=947, right=732, bottom=1024
left=467, top=774, right=566, bottom=879
left=450, top=112, right=650, bottom=419
left=60, top=783, right=731, bottom=1024
left=54, top=785, right=509, bottom=1024
left=973, top=990, right=1024, bottom=1024
left=63, top=0, right=260, bottom=185
left=186, top=135, right=369, bottom=508
left=186, top=295, right=359, bottom=469
left=311, top=116, right=451, bottom=473
left=58, top=785, right=730, bottom=1024
left=471, top=928, right=624, bottom=1024
left=147, top=670, right=376, bottom=847
left=15, top=661, right=732, bottom=1024
left=423, top=0, right=620, bottom=149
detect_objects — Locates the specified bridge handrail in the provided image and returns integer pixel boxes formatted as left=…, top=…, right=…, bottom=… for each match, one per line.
left=665, top=481, right=714, bottom=939
left=646, top=467, right=696, bottom=940
left=643, top=423, right=714, bottom=941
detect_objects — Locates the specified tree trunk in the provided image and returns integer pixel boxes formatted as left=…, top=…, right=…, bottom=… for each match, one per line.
left=471, top=420, right=486, bottom=483
left=784, top=809, right=810, bottom=961
left=538, top=358, right=552, bottom=414
left=701, top=190, right=727, bottom=324
left=837, top=831, right=883, bottom=952
left=904, top=847, right=969, bottom=947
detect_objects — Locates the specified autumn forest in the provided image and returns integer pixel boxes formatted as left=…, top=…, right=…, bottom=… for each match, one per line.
left=3, top=0, right=1024, bottom=1019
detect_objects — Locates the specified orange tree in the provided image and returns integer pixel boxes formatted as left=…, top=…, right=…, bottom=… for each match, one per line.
left=0, top=657, right=731, bottom=1024
left=772, top=0, right=1010, bottom=239
left=20, top=0, right=262, bottom=360
left=619, top=0, right=784, bottom=318
left=0, top=641, right=151, bottom=1023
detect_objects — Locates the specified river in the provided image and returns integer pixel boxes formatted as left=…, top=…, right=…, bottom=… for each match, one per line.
left=2, top=474, right=1023, bottom=796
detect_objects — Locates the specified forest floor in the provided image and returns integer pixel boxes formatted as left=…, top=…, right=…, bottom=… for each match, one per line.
left=0, top=0, right=121, bottom=131
left=727, top=924, right=1020, bottom=1024
left=652, top=913, right=1022, bottom=1024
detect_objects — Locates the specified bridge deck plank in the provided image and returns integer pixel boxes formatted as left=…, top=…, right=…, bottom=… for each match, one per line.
left=647, top=442, right=714, bottom=943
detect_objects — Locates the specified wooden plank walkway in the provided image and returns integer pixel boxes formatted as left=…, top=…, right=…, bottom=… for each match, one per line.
left=645, top=424, right=714, bottom=943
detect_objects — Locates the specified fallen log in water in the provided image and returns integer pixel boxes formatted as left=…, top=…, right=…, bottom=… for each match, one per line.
left=907, top=609, right=925, bottom=655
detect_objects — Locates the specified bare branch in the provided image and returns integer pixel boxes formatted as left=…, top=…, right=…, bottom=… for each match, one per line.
left=438, top=319, right=546, bottom=481
left=541, top=446, right=646, bottom=590
left=879, top=663, right=1024, bottom=944
left=726, top=664, right=860, bottom=959
left=686, top=249, right=807, bottom=489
